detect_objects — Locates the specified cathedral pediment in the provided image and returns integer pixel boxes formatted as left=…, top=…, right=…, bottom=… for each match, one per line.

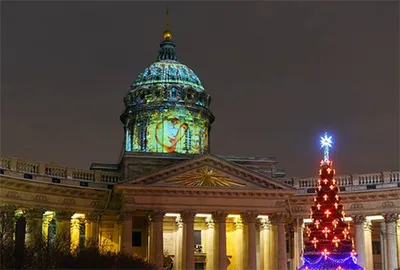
left=124, top=154, right=294, bottom=190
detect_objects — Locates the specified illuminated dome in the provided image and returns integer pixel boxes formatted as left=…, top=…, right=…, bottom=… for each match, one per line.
left=120, top=29, right=214, bottom=155
left=132, top=61, right=204, bottom=90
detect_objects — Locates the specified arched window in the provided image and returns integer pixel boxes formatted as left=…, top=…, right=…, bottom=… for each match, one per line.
left=171, top=88, right=177, bottom=99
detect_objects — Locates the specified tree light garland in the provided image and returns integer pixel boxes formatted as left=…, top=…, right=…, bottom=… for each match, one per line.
left=298, top=133, right=363, bottom=270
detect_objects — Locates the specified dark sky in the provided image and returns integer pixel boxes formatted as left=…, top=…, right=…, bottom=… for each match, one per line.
left=1, top=2, right=399, bottom=177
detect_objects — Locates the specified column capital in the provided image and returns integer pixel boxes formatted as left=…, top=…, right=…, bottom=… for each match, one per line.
left=176, top=216, right=183, bottom=228
left=241, top=212, right=258, bottom=224
left=180, top=210, right=196, bottom=223
left=149, top=210, right=165, bottom=223
left=260, top=217, right=271, bottom=230
left=24, top=208, right=45, bottom=219
left=0, top=204, right=17, bottom=214
left=383, top=213, right=398, bottom=223
left=56, top=210, right=74, bottom=221
left=85, top=212, right=101, bottom=222
left=211, top=211, right=228, bottom=223
left=117, top=209, right=135, bottom=224
left=269, top=213, right=288, bottom=224
left=363, top=219, right=372, bottom=232
left=205, top=216, right=214, bottom=229
left=352, top=215, right=366, bottom=225
left=234, top=217, right=243, bottom=230
left=291, top=217, right=303, bottom=227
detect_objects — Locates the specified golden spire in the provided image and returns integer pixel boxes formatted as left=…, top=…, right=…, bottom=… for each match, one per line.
left=163, top=8, right=172, bottom=40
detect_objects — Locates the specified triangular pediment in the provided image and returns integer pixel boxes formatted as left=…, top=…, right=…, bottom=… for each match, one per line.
left=124, top=154, right=294, bottom=190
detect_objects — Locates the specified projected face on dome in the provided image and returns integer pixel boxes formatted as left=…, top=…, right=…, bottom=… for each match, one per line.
left=128, top=108, right=208, bottom=154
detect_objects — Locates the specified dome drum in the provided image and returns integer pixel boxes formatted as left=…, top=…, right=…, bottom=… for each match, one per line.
left=123, top=106, right=212, bottom=154
left=124, top=85, right=211, bottom=109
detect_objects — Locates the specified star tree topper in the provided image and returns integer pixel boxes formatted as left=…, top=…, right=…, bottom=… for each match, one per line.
left=320, top=133, right=333, bottom=163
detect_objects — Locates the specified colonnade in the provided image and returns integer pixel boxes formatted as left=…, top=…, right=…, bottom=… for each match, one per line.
left=122, top=211, right=400, bottom=270
left=352, top=213, right=400, bottom=270
left=2, top=206, right=399, bottom=270
left=121, top=211, right=290, bottom=270
left=0, top=206, right=101, bottom=251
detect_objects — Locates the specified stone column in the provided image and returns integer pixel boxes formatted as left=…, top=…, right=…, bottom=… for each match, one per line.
left=205, top=217, right=215, bottom=270
left=150, top=211, right=165, bottom=270
left=181, top=211, right=196, bottom=270
left=380, top=222, right=387, bottom=270
left=212, top=211, right=228, bottom=270
left=353, top=215, right=367, bottom=270
left=85, top=212, right=100, bottom=247
left=70, top=218, right=81, bottom=250
left=234, top=217, right=244, bottom=270
left=119, top=210, right=134, bottom=255
left=147, top=219, right=154, bottom=262
left=397, top=219, right=400, bottom=270
left=56, top=211, right=73, bottom=252
left=364, top=220, right=373, bottom=270
left=259, top=218, right=271, bottom=270
left=241, top=212, right=258, bottom=270
left=270, top=223, right=278, bottom=269
left=299, top=221, right=304, bottom=267
left=292, top=218, right=303, bottom=270
left=174, top=216, right=184, bottom=270
left=270, top=214, right=287, bottom=270
left=384, top=213, right=398, bottom=270
left=396, top=219, right=400, bottom=270
left=256, top=222, right=261, bottom=270
left=0, top=205, right=17, bottom=249
left=25, top=208, right=45, bottom=246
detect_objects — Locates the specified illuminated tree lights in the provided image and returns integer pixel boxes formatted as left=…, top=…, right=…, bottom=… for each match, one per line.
left=299, top=134, right=363, bottom=270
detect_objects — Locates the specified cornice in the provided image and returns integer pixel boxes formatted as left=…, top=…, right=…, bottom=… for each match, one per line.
left=0, top=177, right=111, bottom=213
left=0, top=176, right=108, bottom=199
left=289, top=189, right=400, bottom=216
left=291, top=189, right=400, bottom=205
left=119, top=186, right=293, bottom=198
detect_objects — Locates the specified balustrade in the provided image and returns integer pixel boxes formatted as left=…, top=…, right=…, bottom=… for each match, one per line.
left=0, top=157, right=11, bottom=169
left=0, top=157, right=122, bottom=184
left=390, top=171, right=400, bottom=183
left=280, top=170, right=399, bottom=193
left=0, top=156, right=398, bottom=191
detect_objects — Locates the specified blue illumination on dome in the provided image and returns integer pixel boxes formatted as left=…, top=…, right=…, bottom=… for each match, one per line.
left=132, top=61, right=204, bottom=90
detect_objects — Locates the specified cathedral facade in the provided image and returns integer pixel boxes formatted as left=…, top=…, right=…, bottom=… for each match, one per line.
left=1, top=27, right=399, bottom=270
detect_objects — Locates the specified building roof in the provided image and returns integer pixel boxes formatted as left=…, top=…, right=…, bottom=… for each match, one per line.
left=131, top=38, right=204, bottom=91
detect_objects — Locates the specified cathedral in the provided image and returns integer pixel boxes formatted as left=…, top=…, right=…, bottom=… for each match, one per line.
left=1, top=23, right=399, bottom=270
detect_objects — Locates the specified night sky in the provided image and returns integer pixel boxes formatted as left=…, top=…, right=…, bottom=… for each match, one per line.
left=2, top=2, right=399, bottom=177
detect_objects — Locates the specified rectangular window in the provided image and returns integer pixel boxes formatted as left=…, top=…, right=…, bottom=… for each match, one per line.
left=132, top=231, right=142, bottom=247
left=286, top=239, right=290, bottom=253
left=194, top=230, right=201, bottom=245
left=52, top=178, right=60, bottom=183
left=372, top=240, right=381, bottom=254
left=195, top=263, right=205, bottom=270
left=23, top=174, right=33, bottom=179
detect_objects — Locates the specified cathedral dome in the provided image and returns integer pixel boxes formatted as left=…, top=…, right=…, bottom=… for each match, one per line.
left=131, top=60, right=204, bottom=91
left=124, top=35, right=211, bottom=110
left=120, top=28, right=214, bottom=155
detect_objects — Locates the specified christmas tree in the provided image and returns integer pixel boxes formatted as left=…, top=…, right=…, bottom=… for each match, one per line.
left=299, top=134, right=363, bottom=270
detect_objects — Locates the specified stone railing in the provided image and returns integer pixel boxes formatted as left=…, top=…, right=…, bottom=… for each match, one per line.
left=279, top=171, right=400, bottom=194
left=0, top=157, right=123, bottom=184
